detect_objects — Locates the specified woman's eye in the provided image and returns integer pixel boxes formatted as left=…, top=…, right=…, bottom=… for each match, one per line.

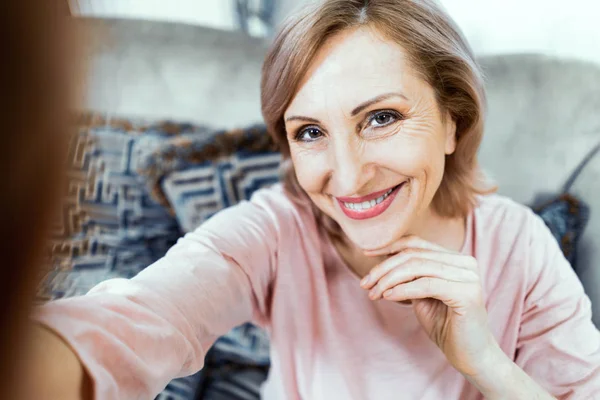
left=296, top=126, right=323, bottom=142
left=367, top=111, right=401, bottom=128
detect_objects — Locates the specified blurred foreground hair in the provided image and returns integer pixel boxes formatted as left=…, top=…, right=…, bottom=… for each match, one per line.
left=0, top=1, right=74, bottom=397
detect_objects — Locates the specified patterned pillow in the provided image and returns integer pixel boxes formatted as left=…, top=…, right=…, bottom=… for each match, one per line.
left=533, top=194, right=589, bottom=270
left=162, top=151, right=282, bottom=232
left=41, top=113, right=209, bottom=400
left=155, top=371, right=204, bottom=400
left=41, top=114, right=185, bottom=300
left=138, top=125, right=281, bottom=231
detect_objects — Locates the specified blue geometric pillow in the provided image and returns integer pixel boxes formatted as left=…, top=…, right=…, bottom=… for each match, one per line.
left=162, top=150, right=281, bottom=232
left=155, top=371, right=204, bottom=400
left=41, top=114, right=210, bottom=400
left=138, top=124, right=281, bottom=231
left=533, top=194, right=589, bottom=271
left=42, top=115, right=183, bottom=300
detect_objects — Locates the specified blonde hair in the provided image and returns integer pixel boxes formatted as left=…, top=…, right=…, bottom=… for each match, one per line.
left=260, top=0, right=494, bottom=240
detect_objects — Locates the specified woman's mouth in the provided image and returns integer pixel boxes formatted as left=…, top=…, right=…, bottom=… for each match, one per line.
left=336, top=182, right=405, bottom=220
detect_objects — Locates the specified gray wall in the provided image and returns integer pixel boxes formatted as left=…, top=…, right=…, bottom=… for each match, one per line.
left=77, top=18, right=268, bottom=128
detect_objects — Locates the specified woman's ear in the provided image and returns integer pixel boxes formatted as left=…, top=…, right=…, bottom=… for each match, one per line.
left=444, top=113, right=457, bottom=155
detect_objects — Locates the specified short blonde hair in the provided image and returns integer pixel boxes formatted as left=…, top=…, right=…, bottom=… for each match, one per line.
left=261, top=0, right=494, bottom=239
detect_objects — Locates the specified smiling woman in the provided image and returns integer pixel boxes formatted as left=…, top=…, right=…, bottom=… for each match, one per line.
left=271, top=25, right=475, bottom=252
left=262, top=3, right=494, bottom=255
left=32, top=1, right=600, bottom=399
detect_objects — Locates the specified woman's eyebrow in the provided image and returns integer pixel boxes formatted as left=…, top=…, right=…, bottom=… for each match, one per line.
left=284, top=92, right=407, bottom=123
left=351, top=92, right=408, bottom=116
left=284, top=115, right=321, bottom=123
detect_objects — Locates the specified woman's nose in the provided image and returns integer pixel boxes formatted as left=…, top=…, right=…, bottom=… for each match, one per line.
left=328, top=136, right=373, bottom=196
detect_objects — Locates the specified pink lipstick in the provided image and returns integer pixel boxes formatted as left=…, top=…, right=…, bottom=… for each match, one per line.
left=336, top=182, right=404, bottom=220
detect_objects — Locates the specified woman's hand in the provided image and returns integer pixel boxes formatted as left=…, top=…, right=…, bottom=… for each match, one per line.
left=26, top=324, right=93, bottom=400
left=360, top=235, right=501, bottom=377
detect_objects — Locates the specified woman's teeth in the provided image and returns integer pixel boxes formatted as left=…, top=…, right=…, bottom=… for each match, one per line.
left=342, top=187, right=394, bottom=211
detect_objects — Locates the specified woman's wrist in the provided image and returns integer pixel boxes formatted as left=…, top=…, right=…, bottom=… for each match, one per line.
left=462, top=343, right=555, bottom=400
left=462, top=344, right=515, bottom=398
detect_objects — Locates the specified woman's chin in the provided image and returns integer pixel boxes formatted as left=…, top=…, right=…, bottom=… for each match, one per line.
left=343, top=224, right=406, bottom=253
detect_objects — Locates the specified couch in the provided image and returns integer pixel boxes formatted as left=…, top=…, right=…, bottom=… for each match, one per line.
left=43, top=17, right=600, bottom=399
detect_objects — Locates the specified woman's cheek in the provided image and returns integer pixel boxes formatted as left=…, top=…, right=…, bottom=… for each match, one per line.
left=290, top=147, right=329, bottom=193
left=369, top=134, right=439, bottom=175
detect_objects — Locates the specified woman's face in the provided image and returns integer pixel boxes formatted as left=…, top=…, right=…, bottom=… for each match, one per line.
left=284, top=27, right=457, bottom=251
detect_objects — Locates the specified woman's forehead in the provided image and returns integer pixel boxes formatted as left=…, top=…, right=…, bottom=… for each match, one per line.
left=285, top=27, right=420, bottom=117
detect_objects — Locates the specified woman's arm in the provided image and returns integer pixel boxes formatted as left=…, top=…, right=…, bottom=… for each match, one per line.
left=464, top=344, right=555, bottom=399
left=475, top=213, right=600, bottom=399
left=31, top=189, right=291, bottom=399
left=362, top=210, right=599, bottom=399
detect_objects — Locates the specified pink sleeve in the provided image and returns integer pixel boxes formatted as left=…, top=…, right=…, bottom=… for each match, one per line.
left=33, top=191, right=287, bottom=399
left=515, top=213, right=600, bottom=399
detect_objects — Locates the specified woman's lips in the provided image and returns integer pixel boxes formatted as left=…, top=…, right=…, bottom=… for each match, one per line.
left=336, top=183, right=405, bottom=220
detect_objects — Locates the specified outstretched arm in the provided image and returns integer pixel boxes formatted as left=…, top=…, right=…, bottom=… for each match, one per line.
left=31, top=190, right=290, bottom=399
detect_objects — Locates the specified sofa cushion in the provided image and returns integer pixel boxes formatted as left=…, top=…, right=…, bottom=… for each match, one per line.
left=41, top=114, right=184, bottom=300
left=138, top=125, right=281, bottom=232
left=533, top=194, right=589, bottom=269
left=41, top=113, right=205, bottom=400
left=155, top=371, right=203, bottom=400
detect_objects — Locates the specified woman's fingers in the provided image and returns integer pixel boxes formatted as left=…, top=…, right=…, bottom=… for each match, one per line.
left=366, top=258, right=479, bottom=300
left=380, top=277, right=482, bottom=308
left=360, top=249, right=478, bottom=290
left=363, top=235, right=450, bottom=257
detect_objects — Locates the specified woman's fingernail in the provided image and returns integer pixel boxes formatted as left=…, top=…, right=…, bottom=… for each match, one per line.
left=369, top=289, right=377, bottom=298
left=383, top=289, right=393, bottom=298
left=360, top=275, right=371, bottom=286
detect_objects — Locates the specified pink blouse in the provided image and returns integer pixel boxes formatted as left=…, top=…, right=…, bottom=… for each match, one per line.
left=35, top=184, right=600, bottom=399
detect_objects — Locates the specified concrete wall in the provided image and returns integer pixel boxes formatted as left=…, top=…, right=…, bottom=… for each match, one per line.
left=78, top=18, right=268, bottom=127
left=74, top=0, right=237, bottom=31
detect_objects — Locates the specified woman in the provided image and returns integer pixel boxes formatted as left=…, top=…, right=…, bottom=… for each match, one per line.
left=33, top=0, right=600, bottom=399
